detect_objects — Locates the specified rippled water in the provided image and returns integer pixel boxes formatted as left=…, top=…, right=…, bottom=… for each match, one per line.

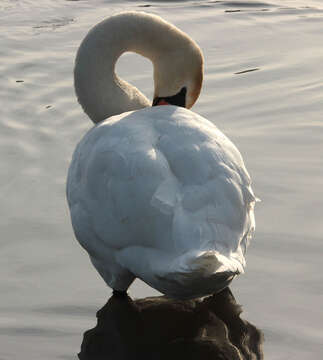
left=1, top=0, right=322, bottom=358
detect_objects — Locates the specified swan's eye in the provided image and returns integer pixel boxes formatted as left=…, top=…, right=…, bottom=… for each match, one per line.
left=153, top=87, right=187, bottom=108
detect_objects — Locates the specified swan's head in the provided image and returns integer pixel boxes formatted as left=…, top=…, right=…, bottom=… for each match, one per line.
left=151, top=20, right=204, bottom=109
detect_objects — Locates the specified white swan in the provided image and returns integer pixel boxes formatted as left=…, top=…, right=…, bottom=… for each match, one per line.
left=67, top=12, right=256, bottom=299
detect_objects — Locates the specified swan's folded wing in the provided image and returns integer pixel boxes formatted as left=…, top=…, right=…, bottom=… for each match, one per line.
left=66, top=109, right=175, bottom=254
left=151, top=107, right=256, bottom=273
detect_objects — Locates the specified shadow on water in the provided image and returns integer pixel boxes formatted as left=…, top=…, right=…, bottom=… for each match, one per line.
left=78, top=287, right=264, bottom=360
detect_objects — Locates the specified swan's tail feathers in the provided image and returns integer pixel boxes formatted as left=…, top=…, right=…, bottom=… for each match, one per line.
left=179, top=250, right=245, bottom=277
left=160, top=250, right=243, bottom=299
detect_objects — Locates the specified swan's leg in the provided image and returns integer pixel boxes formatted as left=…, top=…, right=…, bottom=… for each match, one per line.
left=112, top=289, right=129, bottom=298
left=90, top=255, right=135, bottom=292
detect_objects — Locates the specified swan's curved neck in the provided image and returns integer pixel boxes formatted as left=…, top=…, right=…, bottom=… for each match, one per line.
left=74, top=12, right=203, bottom=123
left=75, top=14, right=154, bottom=123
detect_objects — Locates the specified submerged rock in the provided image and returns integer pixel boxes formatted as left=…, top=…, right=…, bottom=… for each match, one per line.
left=78, top=287, right=264, bottom=360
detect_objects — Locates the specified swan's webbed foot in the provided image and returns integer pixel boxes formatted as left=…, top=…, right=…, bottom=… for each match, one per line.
left=112, top=289, right=128, bottom=298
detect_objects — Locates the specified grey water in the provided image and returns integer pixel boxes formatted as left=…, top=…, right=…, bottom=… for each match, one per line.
left=1, top=0, right=322, bottom=358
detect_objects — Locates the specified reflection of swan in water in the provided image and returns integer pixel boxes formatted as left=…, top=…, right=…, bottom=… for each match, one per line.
left=78, top=287, right=264, bottom=360
left=67, top=12, right=257, bottom=299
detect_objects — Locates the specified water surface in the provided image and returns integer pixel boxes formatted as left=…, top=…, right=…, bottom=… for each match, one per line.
left=1, top=0, right=323, bottom=358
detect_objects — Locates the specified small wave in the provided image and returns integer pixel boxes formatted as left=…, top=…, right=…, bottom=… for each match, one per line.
left=33, top=17, right=74, bottom=31
left=219, top=1, right=274, bottom=8
left=234, top=68, right=260, bottom=75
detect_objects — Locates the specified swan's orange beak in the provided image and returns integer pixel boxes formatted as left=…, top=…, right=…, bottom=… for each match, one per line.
left=152, top=97, right=170, bottom=106
left=155, top=99, right=169, bottom=106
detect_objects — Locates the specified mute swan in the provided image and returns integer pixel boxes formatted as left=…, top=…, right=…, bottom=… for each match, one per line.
left=67, top=12, right=256, bottom=299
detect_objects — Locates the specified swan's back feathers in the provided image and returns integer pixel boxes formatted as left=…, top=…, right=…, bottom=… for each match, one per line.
left=67, top=106, right=255, bottom=298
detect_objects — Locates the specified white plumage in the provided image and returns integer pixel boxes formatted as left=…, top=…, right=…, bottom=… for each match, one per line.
left=67, top=12, right=256, bottom=299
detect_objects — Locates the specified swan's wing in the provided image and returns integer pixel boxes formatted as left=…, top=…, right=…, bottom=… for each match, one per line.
left=151, top=106, right=256, bottom=275
left=67, top=110, right=171, bottom=249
